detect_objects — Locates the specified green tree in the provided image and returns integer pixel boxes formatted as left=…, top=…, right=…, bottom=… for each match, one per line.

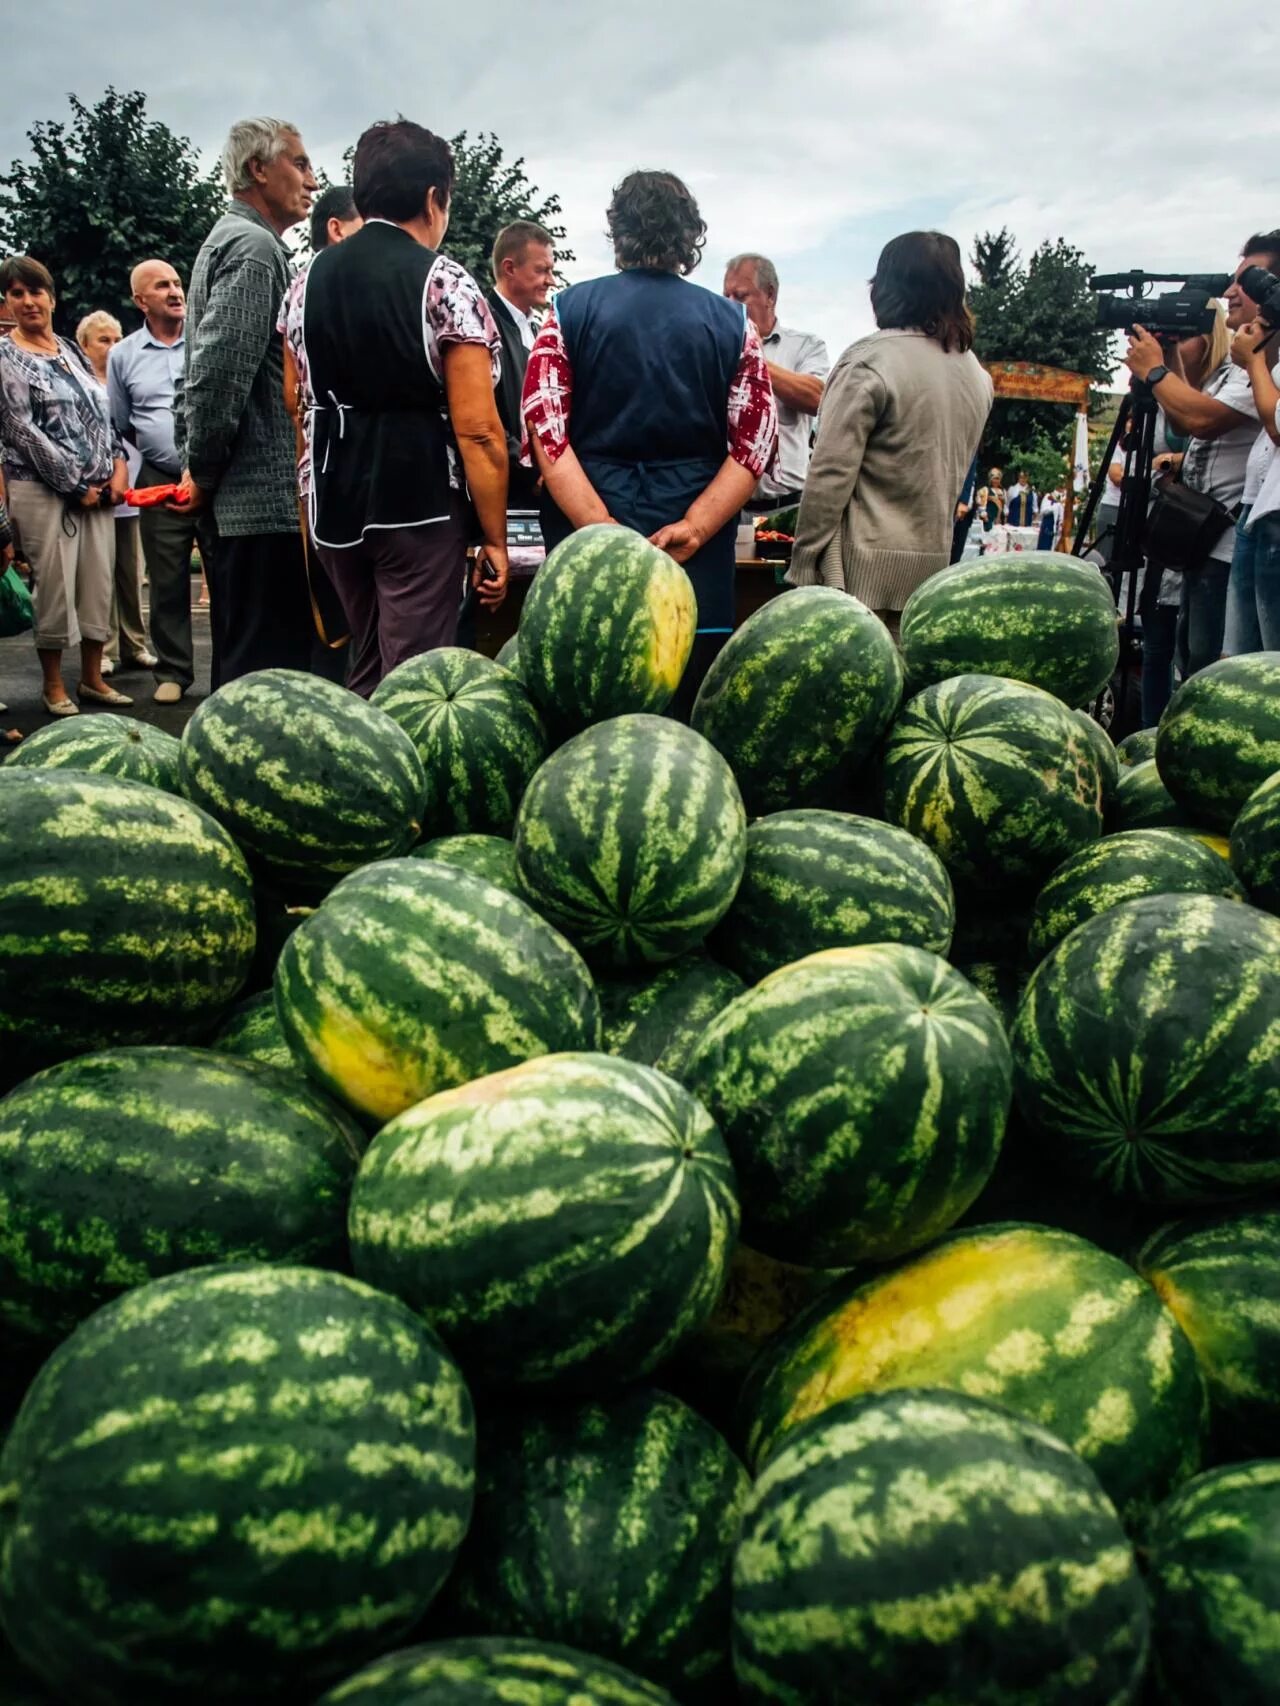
left=970, top=227, right=1115, bottom=469
left=1004, top=426, right=1070, bottom=500
left=0, top=88, right=224, bottom=335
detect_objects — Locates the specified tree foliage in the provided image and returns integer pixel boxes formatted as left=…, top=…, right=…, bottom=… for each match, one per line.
left=970, top=227, right=1115, bottom=469
left=1004, top=427, right=1071, bottom=499
left=0, top=89, right=224, bottom=336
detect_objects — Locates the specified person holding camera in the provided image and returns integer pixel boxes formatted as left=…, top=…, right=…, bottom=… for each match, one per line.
left=1224, top=306, right=1280, bottom=654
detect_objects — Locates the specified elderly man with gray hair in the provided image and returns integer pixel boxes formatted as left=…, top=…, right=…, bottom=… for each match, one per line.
left=724, top=252, right=828, bottom=510
left=171, top=116, right=318, bottom=688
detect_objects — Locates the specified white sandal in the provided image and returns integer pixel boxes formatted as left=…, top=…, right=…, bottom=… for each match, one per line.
left=79, top=685, right=134, bottom=706
left=42, top=694, right=79, bottom=717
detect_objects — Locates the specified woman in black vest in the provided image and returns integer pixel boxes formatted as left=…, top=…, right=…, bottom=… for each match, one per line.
left=303, top=121, right=509, bottom=696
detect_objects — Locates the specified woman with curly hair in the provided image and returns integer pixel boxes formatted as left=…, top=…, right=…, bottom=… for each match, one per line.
left=522, top=169, right=778, bottom=711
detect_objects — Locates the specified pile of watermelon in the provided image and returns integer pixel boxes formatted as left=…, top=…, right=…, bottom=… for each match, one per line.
left=4, top=528, right=1280, bottom=1704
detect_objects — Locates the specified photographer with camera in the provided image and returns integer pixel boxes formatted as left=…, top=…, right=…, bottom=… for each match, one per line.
left=1124, top=233, right=1280, bottom=678
left=1224, top=276, right=1280, bottom=653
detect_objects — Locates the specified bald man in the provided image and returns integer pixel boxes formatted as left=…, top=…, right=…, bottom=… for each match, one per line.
left=108, top=260, right=197, bottom=702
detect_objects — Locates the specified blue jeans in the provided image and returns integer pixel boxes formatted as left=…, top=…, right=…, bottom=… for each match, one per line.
left=1225, top=508, right=1280, bottom=653
left=1176, top=556, right=1232, bottom=680
left=1141, top=603, right=1179, bottom=727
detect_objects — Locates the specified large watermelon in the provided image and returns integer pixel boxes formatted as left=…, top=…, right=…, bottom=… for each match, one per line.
left=1156, top=652, right=1280, bottom=830
left=708, top=809, right=954, bottom=983
left=370, top=648, right=545, bottom=837
left=1116, top=727, right=1159, bottom=767
left=275, top=859, right=599, bottom=1124
left=899, top=552, right=1120, bottom=706
left=1138, top=1211, right=1280, bottom=1459
left=495, top=632, right=521, bottom=676
left=513, top=715, right=746, bottom=969
left=598, top=952, right=744, bottom=1080
left=881, top=674, right=1104, bottom=890
left=734, top=1388, right=1149, bottom=1706
left=1028, top=829, right=1244, bottom=961
left=0, top=1264, right=475, bottom=1705
left=318, top=1639, right=676, bottom=1705
left=1108, top=757, right=1192, bottom=830
left=741, top=1222, right=1207, bottom=1523
left=683, top=945, right=1010, bottom=1268
left=691, top=588, right=903, bottom=816
left=516, top=525, right=695, bottom=729
left=348, top=1052, right=739, bottom=1391
left=2, top=712, right=182, bottom=793
left=1146, top=1462, right=1280, bottom=1705
left=179, top=669, right=426, bottom=892
left=0, top=1047, right=362, bottom=1343
left=0, top=770, right=255, bottom=1085
left=210, top=989, right=292, bottom=1069
left=1072, top=707, right=1119, bottom=807
left=411, top=832, right=520, bottom=896
left=1012, top=894, right=1280, bottom=1203
left=1230, top=767, right=1280, bottom=913
left=440, top=1389, right=749, bottom=1699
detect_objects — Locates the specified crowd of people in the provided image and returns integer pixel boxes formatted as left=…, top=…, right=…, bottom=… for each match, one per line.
left=1, top=107, right=1273, bottom=733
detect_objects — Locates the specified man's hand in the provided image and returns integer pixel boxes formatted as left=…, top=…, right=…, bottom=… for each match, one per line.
left=955, top=501, right=971, bottom=521
left=167, top=469, right=210, bottom=513
left=79, top=485, right=104, bottom=510
left=472, top=544, right=510, bottom=609
left=1, top=542, right=13, bottom=569
left=1153, top=452, right=1184, bottom=480
left=648, top=518, right=705, bottom=564
left=1124, top=326, right=1166, bottom=381
left=1232, top=320, right=1268, bottom=368
left=107, top=465, right=129, bottom=507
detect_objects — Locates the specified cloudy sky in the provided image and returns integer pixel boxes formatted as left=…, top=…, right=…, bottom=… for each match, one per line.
left=3, top=0, right=1270, bottom=383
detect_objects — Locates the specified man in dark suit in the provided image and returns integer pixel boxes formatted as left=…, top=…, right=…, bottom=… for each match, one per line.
left=486, top=220, right=556, bottom=509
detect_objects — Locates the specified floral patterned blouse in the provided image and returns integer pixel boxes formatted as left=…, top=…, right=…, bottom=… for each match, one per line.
left=0, top=334, right=122, bottom=495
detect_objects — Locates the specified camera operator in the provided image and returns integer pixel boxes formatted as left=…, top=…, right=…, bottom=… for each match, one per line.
left=1224, top=299, right=1280, bottom=653
left=1124, top=231, right=1280, bottom=677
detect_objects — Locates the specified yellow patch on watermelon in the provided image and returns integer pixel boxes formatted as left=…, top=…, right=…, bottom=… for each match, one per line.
left=1189, top=832, right=1232, bottom=861
left=644, top=562, right=696, bottom=693
left=311, top=1012, right=421, bottom=1124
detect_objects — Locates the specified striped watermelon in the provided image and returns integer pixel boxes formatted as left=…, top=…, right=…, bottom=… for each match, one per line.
left=1156, top=652, right=1280, bottom=831
left=950, top=959, right=1029, bottom=1033
left=2, top=712, right=182, bottom=794
left=899, top=552, right=1121, bottom=706
left=1230, top=768, right=1280, bottom=913
left=0, top=770, right=255, bottom=1085
left=1146, top=1461, right=1280, bottom=1704
left=495, top=633, right=521, bottom=676
left=179, top=669, right=426, bottom=893
left=1138, top=1211, right=1280, bottom=1459
left=0, top=1264, right=475, bottom=1704
left=683, top=945, right=1010, bottom=1268
left=275, top=859, right=599, bottom=1125
left=0, top=1046, right=362, bottom=1343
left=881, top=675, right=1104, bottom=890
left=691, top=588, right=903, bottom=816
left=708, top=809, right=955, bottom=983
left=1028, top=829, right=1244, bottom=961
left=598, top=952, right=744, bottom=1080
left=370, top=648, right=546, bottom=837
left=1117, top=727, right=1159, bottom=767
left=741, top=1222, right=1207, bottom=1523
left=210, top=989, right=292, bottom=1068
left=513, top=715, right=746, bottom=970
left=318, top=1639, right=676, bottom=1705
left=245, top=881, right=316, bottom=995
left=440, top=1389, right=749, bottom=1699
left=1012, top=894, right=1280, bottom=1203
left=411, top=833, right=519, bottom=895
left=1108, top=758, right=1193, bottom=830
left=348, top=1052, right=739, bottom=1391
left=516, top=525, right=695, bottom=729
left=734, top=1388, right=1149, bottom=1706
left=1072, top=708, right=1119, bottom=806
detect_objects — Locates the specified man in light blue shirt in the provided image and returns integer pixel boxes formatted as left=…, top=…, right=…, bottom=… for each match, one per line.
left=108, top=260, right=196, bottom=702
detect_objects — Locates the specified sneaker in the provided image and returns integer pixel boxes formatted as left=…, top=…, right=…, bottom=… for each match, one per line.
left=101, top=658, right=116, bottom=676
left=123, top=650, right=159, bottom=669
left=154, top=682, right=184, bottom=705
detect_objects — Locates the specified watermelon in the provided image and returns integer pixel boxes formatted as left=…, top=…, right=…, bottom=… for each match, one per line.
left=1116, top=727, right=1159, bottom=767
left=275, top=859, right=599, bottom=1125
left=950, top=958, right=1028, bottom=1032
left=179, top=668, right=426, bottom=893
left=0, top=1046, right=363, bottom=1343
left=734, top=1387, right=1149, bottom=1706
left=1230, top=767, right=1280, bottom=913
left=899, top=552, right=1120, bottom=706
left=683, top=944, right=1010, bottom=1268
left=440, top=1389, right=749, bottom=1699
left=0, top=1264, right=475, bottom=1704
left=495, top=633, right=521, bottom=676
left=516, top=525, right=695, bottom=729
left=411, top=832, right=519, bottom=895
left=708, top=809, right=954, bottom=983
left=348, top=1052, right=739, bottom=1391
left=741, top=1222, right=1207, bottom=1523
left=1146, top=1461, right=1280, bottom=1704
left=1108, top=757, right=1192, bottom=830
left=0, top=770, right=255, bottom=1085
left=1156, top=652, right=1280, bottom=831
left=691, top=588, right=903, bottom=816
left=1028, top=829, right=1244, bottom=961
left=2, top=711, right=182, bottom=793
left=1072, top=707, right=1119, bottom=805
left=245, top=880, right=316, bottom=994
left=317, top=1639, right=676, bottom=1705
left=1138, top=1211, right=1280, bottom=1459
left=598, top=952, right=744, bottom=1080
left=210, top=989, right=292, bottom=1069
left=513, top=714, right=746, bottom=969
left=1012, top=894, right=1280, bottom=1203
left=881, top=674, right=1104, bottom=890
left=370, top=648, right=546, bottom=837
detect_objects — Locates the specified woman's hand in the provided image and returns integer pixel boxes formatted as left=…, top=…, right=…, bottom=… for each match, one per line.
left=649, top=518, right=705, bottom=564
left=473, top=544, right=510, bottom=609
left=79, top=485, right=104, bottom=509
left=1232, top=320, right=1268, bottom=368
left=1153, top=452, right=1184, bottom=480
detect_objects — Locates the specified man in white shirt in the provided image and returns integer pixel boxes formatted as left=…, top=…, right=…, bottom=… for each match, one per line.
left=1224, top=261, right=1280, bottom=651
left=487, top=220, right=555, bottom=508
left=723, top=253, right=828, bottom=509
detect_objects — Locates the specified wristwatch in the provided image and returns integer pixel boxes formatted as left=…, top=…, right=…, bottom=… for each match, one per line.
left=1145, top=364, right=1170, bottom=387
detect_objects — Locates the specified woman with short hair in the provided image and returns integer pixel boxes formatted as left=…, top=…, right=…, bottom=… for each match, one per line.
left=0, top=256, right=130, bottom=715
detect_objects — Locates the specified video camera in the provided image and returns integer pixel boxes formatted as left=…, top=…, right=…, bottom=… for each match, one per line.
left=1239, top=264, right=1280, bottom=330
left=1090, top=270, right=1230, bottom=340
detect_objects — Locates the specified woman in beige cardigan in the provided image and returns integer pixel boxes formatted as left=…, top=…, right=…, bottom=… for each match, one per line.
left=787, top=231, right=992, bottom=632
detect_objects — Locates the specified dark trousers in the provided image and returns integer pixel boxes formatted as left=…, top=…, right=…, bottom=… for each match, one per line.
left=950, top=510, right=975, bottom=564
left=1141, top=603, right=1178, bottom=727
left=137, top=460, right=196, bottom=688
left=316, top=506, right=468, bottom=698
left=1176, top=557, right=1231, bottom=681
left=203, top=526, right=316, bottom=691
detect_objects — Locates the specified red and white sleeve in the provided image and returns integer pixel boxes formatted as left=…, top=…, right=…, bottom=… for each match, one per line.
left=520, top=307, right=573, bottom=467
